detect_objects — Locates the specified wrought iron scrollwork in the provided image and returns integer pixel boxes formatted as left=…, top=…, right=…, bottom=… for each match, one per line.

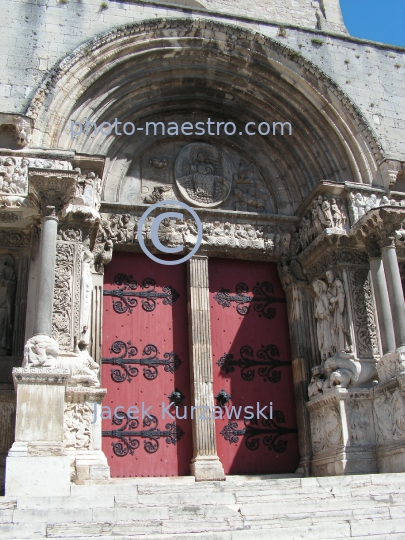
left=103, top=274, right=180, bottom=314
left=213, top=281, right=285, bottom=319
left=102, top=341, right=182, bottom=383
left=220, top=411, right=297, bottom=452
left=217, top=344, right=290, bottom=383
left=102, top=411, right=184, bottom=457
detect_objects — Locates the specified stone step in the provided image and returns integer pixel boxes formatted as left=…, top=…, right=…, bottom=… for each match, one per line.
left=1, top=473, right=405, bottom=539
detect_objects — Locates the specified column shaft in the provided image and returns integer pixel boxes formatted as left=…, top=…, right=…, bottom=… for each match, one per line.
left=187, top=256, right=224, bottom=481
left=369, top=257, right=396, bottom=354
left=34, top=211, right=58, bottom=337
left=382, top=245, right=405, bottom=348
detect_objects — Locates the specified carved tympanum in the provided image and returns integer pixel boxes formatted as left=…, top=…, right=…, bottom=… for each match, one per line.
left=175, top=143, right=232, bottom=207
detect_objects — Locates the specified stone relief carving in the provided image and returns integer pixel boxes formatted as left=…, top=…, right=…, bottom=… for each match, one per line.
left=144, top=185, right=171, bottom=204
left=374, top=389, right=405, bottom=445
left=310, top=406, right=342, bottom=453
left=348, top=268, right=379, bottom=358
left=64, top=402, right=93, bottom=449
left=78, top=250, right=93, bottom=347
left=175, top=143, right=232, bottom=207
left=73, top=169, right=102, bottom=211
left=304, top=249, right=369, bottom=283
left=348, top=191, right=405, bottom=224
left=99, top=212, right=294, bottom=256
left=233, top=160, right=268, bottom=213
left=312, top=270, right=351, bottom=361
left=0, top=255, right=16, bottom=355
left=14, top=117, right=32, bottom=147
left=299, top=194, right=349, bottom=250
left=0, top=157, right=72, bottom=197
left=0, top=212, right=19, bottom=223
left=349, top=400, right=373, bottom=446
left=52, top=243, right=74, bottom=349
left=57, top=225, right=83, bottom=243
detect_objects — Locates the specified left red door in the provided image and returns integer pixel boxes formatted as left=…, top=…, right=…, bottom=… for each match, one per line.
left=102, top=253, right=192, bottom=477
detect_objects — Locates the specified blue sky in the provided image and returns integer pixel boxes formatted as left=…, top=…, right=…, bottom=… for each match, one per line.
left=340, top=0, right=405, bottom=47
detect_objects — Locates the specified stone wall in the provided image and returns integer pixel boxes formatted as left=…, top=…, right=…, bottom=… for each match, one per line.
left=1, top=1, right=404, bottom=162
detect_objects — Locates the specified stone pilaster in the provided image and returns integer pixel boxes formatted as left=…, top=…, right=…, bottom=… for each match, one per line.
left=187, top=255, right=224, bottom=481
left=279, top=263, right=314, bottom=476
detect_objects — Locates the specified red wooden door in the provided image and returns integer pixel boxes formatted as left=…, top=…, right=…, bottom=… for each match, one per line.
left=102, top=253, right=192, bottom=477
left=209, top=258, right=299, bottom=475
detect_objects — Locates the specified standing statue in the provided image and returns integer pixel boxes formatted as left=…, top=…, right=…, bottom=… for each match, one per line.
left=325, top=270, right=350, bottom=353
left=312, top=280, right=333, bottom=361
left=0, top=255, right=16, bottom=355
left=79, top=250, right=94, bottom=347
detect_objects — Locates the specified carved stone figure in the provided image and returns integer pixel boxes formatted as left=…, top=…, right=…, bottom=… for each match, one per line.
left=0, top=255, right=16, bottom=355
left=299, top=194, right=350, bottom=250
left=175, top=143, right=232, bottom=207
left=144, top=185, right=171, bottom=204
left=79, top=250, right=93, bottom=346
left=23, top=335, right=59, bottom=368
left=312, top=280, right=332, bottom=361
left=116, top=214, right=135, bottom=243
left=326, top=270, right=350, bottom=354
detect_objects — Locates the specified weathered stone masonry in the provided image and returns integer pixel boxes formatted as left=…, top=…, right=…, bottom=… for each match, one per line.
left=0, top=0, right=405, bottom=494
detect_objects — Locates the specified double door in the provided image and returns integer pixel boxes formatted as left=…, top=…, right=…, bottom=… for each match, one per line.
left=102, top=253, right=298, bottom=477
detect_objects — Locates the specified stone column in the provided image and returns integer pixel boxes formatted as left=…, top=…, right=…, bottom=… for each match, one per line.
left=34, top=206, right=58, bottom=337
left=382, top=242, right=405, bottom=349
left=5, top=170, right=78, bottom=497
left=369, top=256, right=396, bottom=354
left=362, top=235, right=396, bottom=356
left=187, top=255, right=225, bottom=481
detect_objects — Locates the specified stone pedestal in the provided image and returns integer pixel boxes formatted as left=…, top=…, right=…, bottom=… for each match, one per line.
left=307, top=388, right=377, bottom=476
left=187, top=256, right=225, bottom=481
left=5, top=368, right=71, bottom=496
left=64, top=387, right=110, bottom=483
left=374, top=355, right=405, bottom=473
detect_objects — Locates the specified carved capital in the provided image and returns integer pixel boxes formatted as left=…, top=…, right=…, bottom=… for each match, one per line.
left=28, top=169, right=78, bottom=216
left=354, top=207, right=405, bottom=253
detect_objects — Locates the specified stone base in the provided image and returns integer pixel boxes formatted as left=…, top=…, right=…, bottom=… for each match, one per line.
left=190, top=456, right=225, bottom=481
left=377, top=441, right=405, bottom=473
left=307, top=387, right=377, bottom=476
left=68, top=449, right=110, bottom=484
left=5, top=454, right=71, bottom=496
left=312, top=447, right=378, bottom=477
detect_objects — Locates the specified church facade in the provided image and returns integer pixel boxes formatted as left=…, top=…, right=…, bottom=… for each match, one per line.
left=0, top=0, right=405, bottom=495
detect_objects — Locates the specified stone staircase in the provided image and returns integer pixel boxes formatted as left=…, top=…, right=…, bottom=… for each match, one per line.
left=1, top=473, right=405, bottom=539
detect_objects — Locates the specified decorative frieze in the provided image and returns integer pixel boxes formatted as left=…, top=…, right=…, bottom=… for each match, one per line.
left=347, top=267, right=379, bottom=359
left=52, top=243, right=75, bottom=349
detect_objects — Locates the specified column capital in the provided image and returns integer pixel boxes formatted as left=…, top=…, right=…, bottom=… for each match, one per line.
left=28, top=168, right=78, bottom=216
left=354, top=206, right=405, bottom=254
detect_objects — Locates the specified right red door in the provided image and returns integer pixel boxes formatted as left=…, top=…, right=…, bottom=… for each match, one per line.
left=209, top=258, right=299, bottom=475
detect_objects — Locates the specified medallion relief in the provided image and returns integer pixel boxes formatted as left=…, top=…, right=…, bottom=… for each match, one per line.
left=174, top=143, right=233, bottom=208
